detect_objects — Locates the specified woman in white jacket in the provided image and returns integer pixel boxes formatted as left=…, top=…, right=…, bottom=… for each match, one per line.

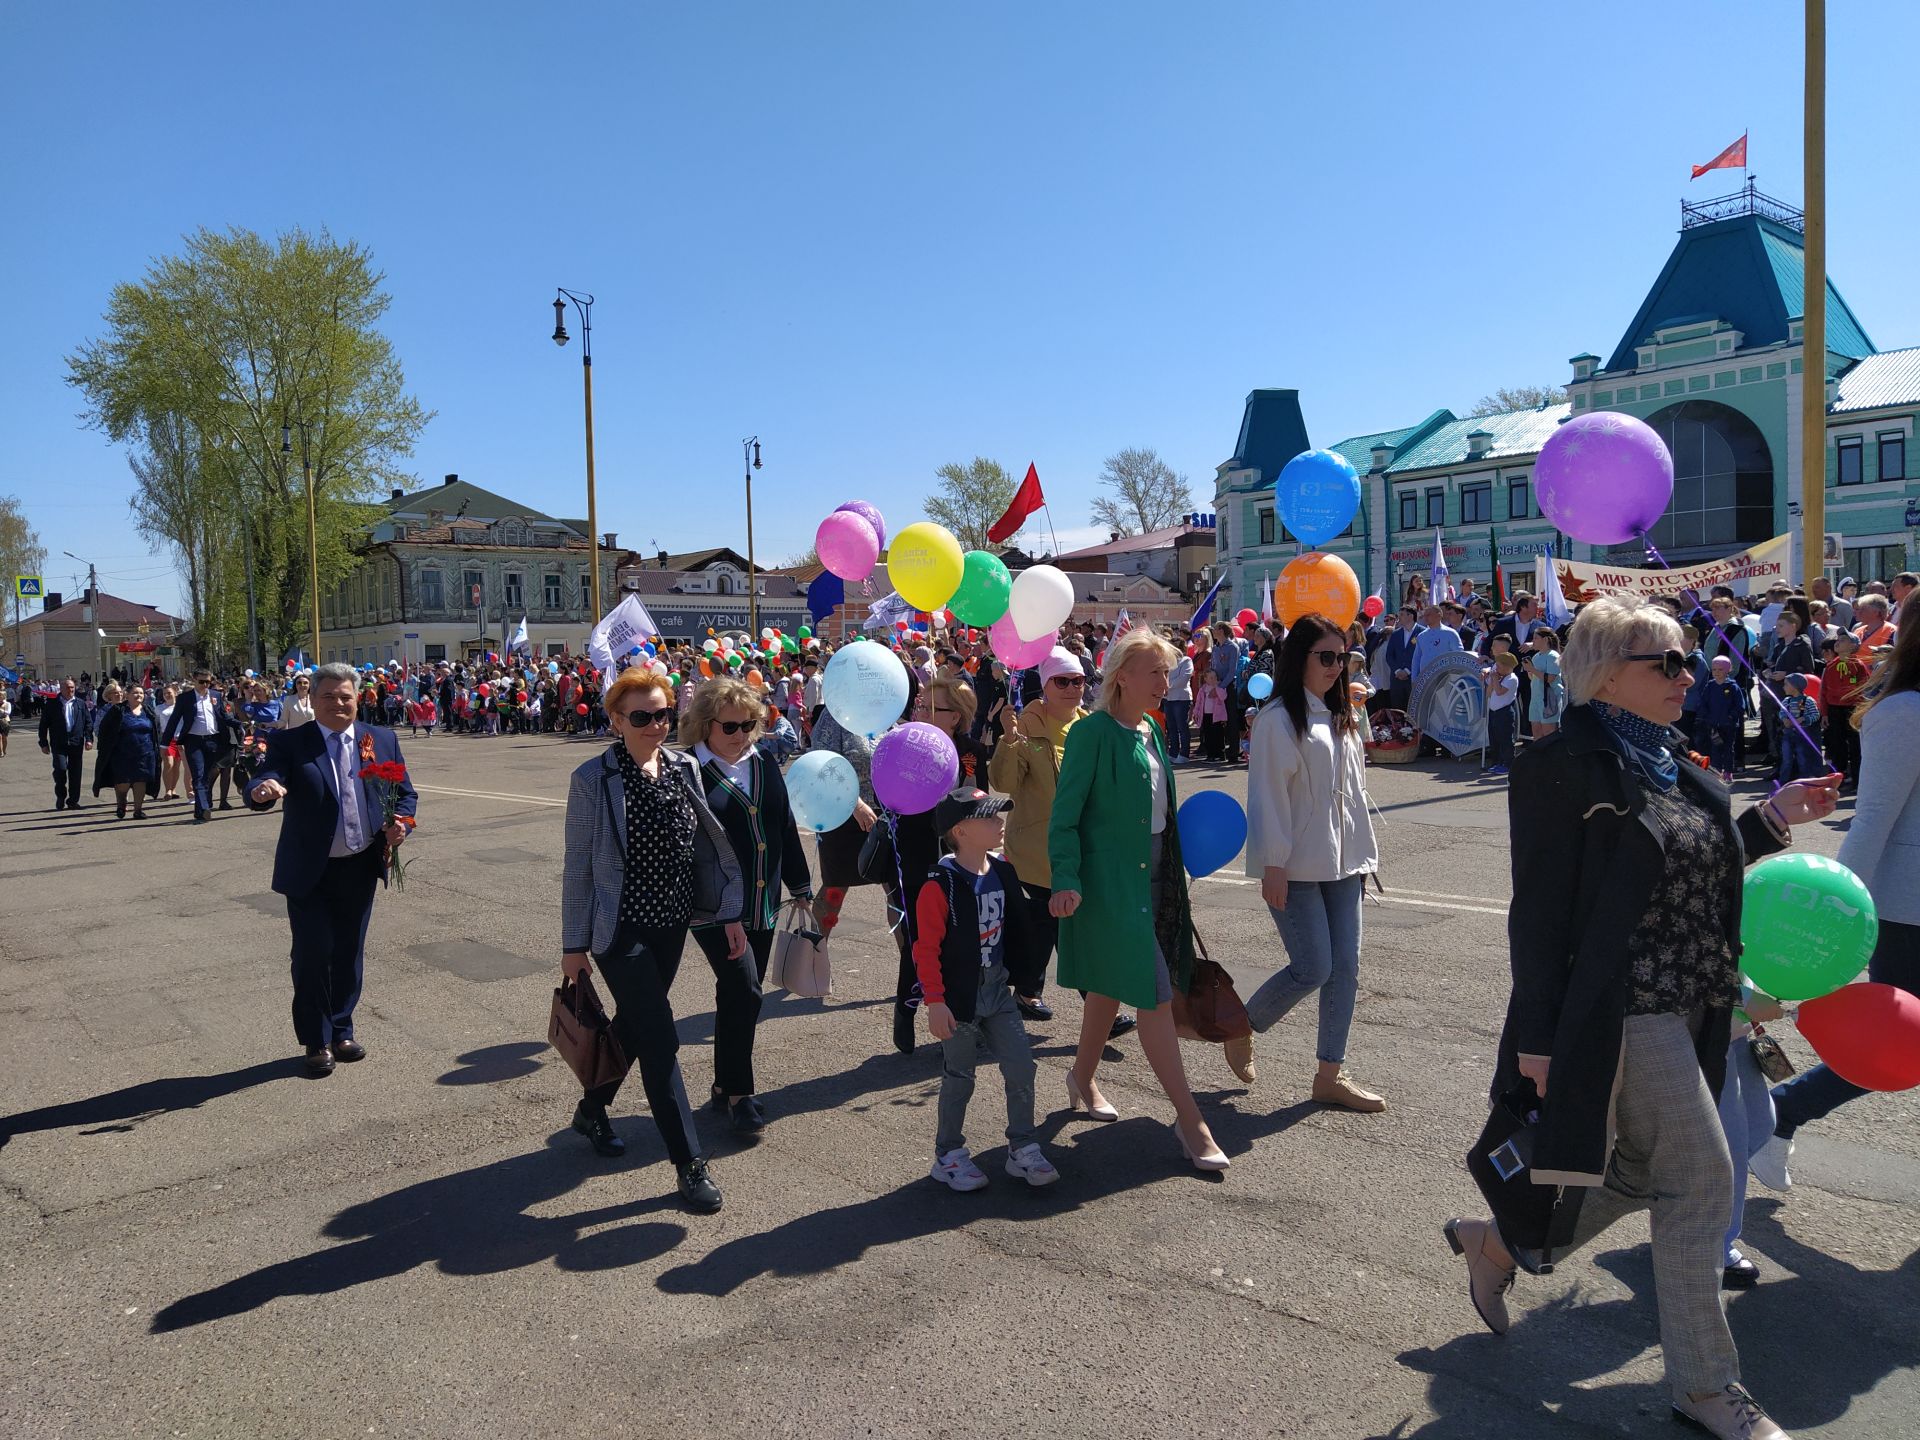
left=1242, top=613, right=1385, bottom=1112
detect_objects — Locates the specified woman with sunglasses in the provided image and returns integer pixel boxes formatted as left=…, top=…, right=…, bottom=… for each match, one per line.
left=682, top=676, right=814, bottom=1135
left=1443, top=597, right=1837, bottom=1440
left=561, top=666, right=746, bottom=1214
left=1243, top=615, right=1384, bottom=1112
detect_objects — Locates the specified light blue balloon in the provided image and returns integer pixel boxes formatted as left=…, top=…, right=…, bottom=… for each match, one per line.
left=1247, top=671, right=1273, bottom=701
left=548, top=661, right=560, bottom=675
left=823, top=642, right=910, bottom=738
left=786, top=750, right=860, bottom=833
left=1276, top=449, right=1361, bottom=549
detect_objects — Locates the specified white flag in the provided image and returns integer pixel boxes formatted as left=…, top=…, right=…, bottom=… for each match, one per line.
left=588, top=594, right=661, bottom=674
left=1259, top=572, right=1274, bottom=626
left=1537, top=551, right=1574, bottom=628
left=508, top=614, right=530, bottom=653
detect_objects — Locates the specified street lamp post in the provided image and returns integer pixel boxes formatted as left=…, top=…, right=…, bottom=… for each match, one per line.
left=281, top=419, right=323, bottom=667
left=743, top=437, right=762, bottom=639
left=551, top=290, right=602, bottom=622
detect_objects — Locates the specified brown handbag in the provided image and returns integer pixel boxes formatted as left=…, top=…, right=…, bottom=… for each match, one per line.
left=1171, top=931, right=1252, bottom=1042
left=548, top=972, right=630, bottom=1091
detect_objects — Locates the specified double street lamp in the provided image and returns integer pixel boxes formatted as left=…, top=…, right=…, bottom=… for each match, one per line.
left=551, top=289, right=602, bottom=620
left=280, top=418, right=323, bottom=667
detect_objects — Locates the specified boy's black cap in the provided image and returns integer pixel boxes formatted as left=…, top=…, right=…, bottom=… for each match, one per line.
left=933, top=785, right=1011, bottom=832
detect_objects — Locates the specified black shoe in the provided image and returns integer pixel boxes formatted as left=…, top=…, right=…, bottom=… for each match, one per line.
left=1108, top=1014, right=1138, bottom=1040
left=892, top=1002, right=917, bottom=1054
left=218, top=799, right=234, bottom=811
left=677, top=1158, right=724, bottom=1213
left=53, top=800, right=65, bottom=811
left=193, top=809, right=209, bottom=823
left=1722, top=1256, right=1760, bottom=1290
left=727, top=1096, right=766, bottom=1135
left=572, top=1099, right=626, bottom=1157
left=332, top=1038, right=366, bottom=1063
left=304, top=1046, right=335, bottom=1078
left=1016, top=995, right=1054, bottom=1021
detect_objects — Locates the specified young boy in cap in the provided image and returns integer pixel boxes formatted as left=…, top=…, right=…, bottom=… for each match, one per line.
left=1697, top=654, right=1747, bottom=781
left=913, top=786, right=1058, bottom=1190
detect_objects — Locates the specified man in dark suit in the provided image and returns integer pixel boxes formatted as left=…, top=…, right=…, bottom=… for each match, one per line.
left=247, top=662, right=418, bottom=1076
left=161, top=669, right=236, bottom=823
left=37, top=676, right=94, bottom=810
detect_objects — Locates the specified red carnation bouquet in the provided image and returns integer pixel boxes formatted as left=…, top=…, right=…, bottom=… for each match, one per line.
left=358, top=735, right=418, bottom=890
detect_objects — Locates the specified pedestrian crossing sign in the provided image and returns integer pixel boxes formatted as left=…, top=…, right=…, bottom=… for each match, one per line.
left=13, top=575, right=41, bottom=600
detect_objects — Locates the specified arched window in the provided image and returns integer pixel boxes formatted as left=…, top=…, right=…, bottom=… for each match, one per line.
left=1612, top=401, right=1775, bottom=559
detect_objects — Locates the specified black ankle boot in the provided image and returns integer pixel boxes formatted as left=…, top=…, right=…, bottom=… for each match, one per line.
left=677, top=1158, right=723, bottom=1213
left=571, top=1099, right=625, bottom=1157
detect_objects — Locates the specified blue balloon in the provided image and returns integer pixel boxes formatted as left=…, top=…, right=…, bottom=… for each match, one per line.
left=822, top=642, right=910, bottom=738
left=1247, top=671, right=1273, bottom=701
left=1176, top=789, right=1249, bottom=880
left=786, top=750, right=860, bottom=833
left=1276, top=449, right=1361, bottom=548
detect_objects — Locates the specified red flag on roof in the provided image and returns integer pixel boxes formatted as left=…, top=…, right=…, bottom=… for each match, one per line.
left=988, top=463, right=1045, bottom=543
left=1690, top=132, right=1747, bottom=180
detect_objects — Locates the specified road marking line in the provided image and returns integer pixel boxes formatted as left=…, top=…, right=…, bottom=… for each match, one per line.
left=1376, top=885, right=1508, bottom=906
left=414, top=784, right=566, bottom=808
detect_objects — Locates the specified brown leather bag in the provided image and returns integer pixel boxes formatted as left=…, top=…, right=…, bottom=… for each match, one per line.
left=1172, top=932, right=1251, bottom=1043
left=548, top=973, right=630, bottom=1091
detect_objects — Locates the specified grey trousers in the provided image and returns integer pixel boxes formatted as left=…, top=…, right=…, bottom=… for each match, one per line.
left=935, top=992, right=1038, bottom=1157
left=1559, top=1011, right=1739, bottom=1399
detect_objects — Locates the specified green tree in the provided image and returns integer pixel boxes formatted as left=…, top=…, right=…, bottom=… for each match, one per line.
left=66, top=226, right=432, bottom=664
left=1469, top=383, right=1566, bottom=416
left=1091, top=446, right=1192, bottom=536
left=1, top=494, right=47, bottom=660
left=926, top=457, right=1016, bottom=552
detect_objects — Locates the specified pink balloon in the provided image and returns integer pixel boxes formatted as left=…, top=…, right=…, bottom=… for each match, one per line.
left=871, top=722, right=959, bottom=815
left=1535, top=411, right=1675, bottom=545
left=817, top=510, right=880, bottom=581
left=834, top=500, right=887, bottom=552
left=1797, top=982, right=1920, bottom=1092
left=989, top=612, right=1053, bottom=667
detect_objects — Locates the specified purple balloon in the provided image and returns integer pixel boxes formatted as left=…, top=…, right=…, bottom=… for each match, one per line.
left=1535, top=411, right=1674, bottom=545
left=834, top=500, right=887, bottom=553
left=871, top=722, right=959, bottom=815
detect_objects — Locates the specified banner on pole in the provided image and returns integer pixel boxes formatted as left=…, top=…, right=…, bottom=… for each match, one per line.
left=1409, top=651, right=1489, bottom=758
left=1538, top=534, right=1791, bottom=604
left=587, top=594, right=661, bottom=674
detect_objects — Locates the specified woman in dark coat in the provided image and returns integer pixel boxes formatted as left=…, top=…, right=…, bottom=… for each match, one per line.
left=93, top=682, right=161, bottom=819
left=1442, top=597, right=1837, bottom=1440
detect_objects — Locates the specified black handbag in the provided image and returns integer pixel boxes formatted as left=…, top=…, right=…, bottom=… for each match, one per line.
left=1466, top=1083, right=1584, bottom=1274
left=856, top=811, right=897, bottom=886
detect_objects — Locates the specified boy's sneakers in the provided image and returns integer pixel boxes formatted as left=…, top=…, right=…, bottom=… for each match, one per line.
left=930, top=1147, right=989, bottom=1191
left=1485, top=764, right=1509, bottom=778
left=1749, top=1133, right=1793, bottom=1191
left=1005, top=1143, right=1060, bottom=1187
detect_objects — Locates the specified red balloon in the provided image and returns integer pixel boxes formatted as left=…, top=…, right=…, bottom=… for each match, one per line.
left=476, top=683, right=490, bottom=696
left=1797, top=983, right=1920, bottom=1091
left=1361, top=595, right=1385, bottom=619
left=576, top=703, right=590, bottom=716
left=1235, top=608, right=1259, bottom=627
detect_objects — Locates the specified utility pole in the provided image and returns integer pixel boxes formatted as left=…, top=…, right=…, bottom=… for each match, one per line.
left=1800, top=0, right=1827, bottom=584
left=744, top=437, right=762, bottom=639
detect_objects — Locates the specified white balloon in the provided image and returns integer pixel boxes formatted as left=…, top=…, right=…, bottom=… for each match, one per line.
left=1008, top=563, right=1075, bottom=643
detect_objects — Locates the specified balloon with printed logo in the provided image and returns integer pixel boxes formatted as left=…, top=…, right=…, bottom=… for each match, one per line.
left=888, top=521, right=965, bottom=611
left=1276, top=551, right=1361, bottom=629
left=872, top=722, right=960, bottom=815
left=823, top=640, right=910, bottom=738
left=1361, top=595, right=1385, bottom=620
left=1177, top=790, right=1248, bottom=879
left=785, top=750, right=861, bottom=833
left=1534, top=410, right=1675, bottom=545
left=834, top=500, right=888, bottom=553
left=1795, top=982, right=1920, bottom=1091
left=1275, top=448, right=1362, bottom=548
left=1740, top=853, right=1878, bottom=1000
left=1007, top=563, right=1074, bottom=642
left=988, top=611, right=1054, bottom=668
left=948, top=550, right=1013, bottom=627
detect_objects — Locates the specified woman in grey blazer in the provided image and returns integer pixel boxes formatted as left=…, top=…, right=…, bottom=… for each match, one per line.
left=562, top=668, right=745, bottom=1214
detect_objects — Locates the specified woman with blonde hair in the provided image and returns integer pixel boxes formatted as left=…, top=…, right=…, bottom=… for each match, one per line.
left=1049, top=626, right=1230, bottom=1171
left=1443, top=596, right=1837, bottom=1440
left=561, top=666, right=746, bottom=1213
left=926, top=675, right=994, bottom=785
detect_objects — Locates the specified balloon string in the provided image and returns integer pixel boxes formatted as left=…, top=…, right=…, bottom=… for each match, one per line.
left=1636, top=530, right=1826, bottom=766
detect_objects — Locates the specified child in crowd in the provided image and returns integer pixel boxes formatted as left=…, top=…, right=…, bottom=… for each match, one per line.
left=1775, top=673, right=1824, bottom=784
left=1697, top=655, right=1746, bottom=781
left=757, top=707, right=802, bottom=762
left=1816, top=630, right=1871, bottom=789
left=1523, top=628, right=1565, bottom=738
left=912, top=787, right=1056, bottom=1191
left=1195, top=662, right=1227, bottom=762
left=1346, top=651, right=1375, bottom=745
left=1483, top=650, right=1520, bottom=777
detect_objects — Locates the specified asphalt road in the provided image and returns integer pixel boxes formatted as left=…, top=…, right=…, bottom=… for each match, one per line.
left=1, top=728, right=1913, bottom=1439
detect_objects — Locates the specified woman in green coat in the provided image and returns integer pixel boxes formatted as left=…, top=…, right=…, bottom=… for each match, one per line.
left=1049, top=628, right=1230, bottom=1172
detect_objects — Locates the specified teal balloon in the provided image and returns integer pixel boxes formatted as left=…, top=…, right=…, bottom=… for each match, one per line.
left=1176, top=790, right=1248, bottom=879
left=949, top=550, right=1013, bottom=627
left=1247, top=672, right=1273, bottom=701
left=1740, top=854, right=1878, bottom=1001
left=786, top=751, right=860, bottom=833
left=823, top=641, right=910, bottom=738
left=1276, top=449, right=1361, bottom=548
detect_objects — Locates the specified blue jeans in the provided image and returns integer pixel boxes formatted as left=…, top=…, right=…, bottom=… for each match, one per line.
left=1246, top=873, right=1365, bottom=1064
left=1773, top=919, right=1920, bottom=1137
left=1162, top=698, right=1192, bottom=759
left=1717, top=1034, right=1774, bottom=1263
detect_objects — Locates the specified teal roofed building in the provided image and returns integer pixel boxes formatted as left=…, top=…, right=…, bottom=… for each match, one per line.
left=1214, top=186, right=1920, bottom=611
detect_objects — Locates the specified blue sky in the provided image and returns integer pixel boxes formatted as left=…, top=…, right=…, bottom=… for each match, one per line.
left=4, top=1, right=1916, bottom=619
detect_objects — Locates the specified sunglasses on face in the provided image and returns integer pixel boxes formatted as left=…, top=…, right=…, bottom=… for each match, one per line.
left=711, top=718, right=755, bottom=735
left=1625, top=649, right=1689, bottom=679
left=1049, top=676, right=1084, bottom=688
left=621, top=706, right=673, bottom=727
left=1309, top=649, right=1344, bottom=668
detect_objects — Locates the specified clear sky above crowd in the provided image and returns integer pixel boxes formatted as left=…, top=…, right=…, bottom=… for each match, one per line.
left=4, top=1, right=1918, bottom=621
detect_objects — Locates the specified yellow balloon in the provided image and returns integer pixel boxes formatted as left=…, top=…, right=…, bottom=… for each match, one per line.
left=1276, top=551, right=1361, bottom=629
left=888, top=521, right=965, bottom=612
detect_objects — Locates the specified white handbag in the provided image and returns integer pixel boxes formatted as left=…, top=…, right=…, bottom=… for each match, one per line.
left=769, top=901, right=831, bottom=998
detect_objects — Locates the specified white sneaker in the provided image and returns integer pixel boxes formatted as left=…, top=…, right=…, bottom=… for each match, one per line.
left=1749, top=1133, right=1793, bottom=1192
left=930, top=1147, right=989, bottom=1191
left=1005, top=1143, right=1060, bottom=1187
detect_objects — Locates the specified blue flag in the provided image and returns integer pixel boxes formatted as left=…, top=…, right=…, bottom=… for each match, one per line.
left=1189, top=574, right=1227, bottom=632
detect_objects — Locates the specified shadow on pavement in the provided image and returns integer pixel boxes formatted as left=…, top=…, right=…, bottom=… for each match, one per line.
left=436, top=1042, right=550, bottom=1086
left=150, top=1131, right=688, bottom=1333
left=0, top=1057, right=307, bottom=1149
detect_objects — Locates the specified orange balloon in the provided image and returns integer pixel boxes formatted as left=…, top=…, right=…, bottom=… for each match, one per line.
left=746, top=668, right=765, bottom=688
left=1277, top=551, right=1361, bottom=629
left=699, top=657, right=713, bottom=677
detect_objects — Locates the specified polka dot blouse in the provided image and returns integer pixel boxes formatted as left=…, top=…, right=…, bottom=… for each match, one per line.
left=615, top=745, right=697, bottom=928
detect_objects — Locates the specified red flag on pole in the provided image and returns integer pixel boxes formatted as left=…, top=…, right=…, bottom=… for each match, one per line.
left=1690, top=132, right=1747, bottom=180
left=988, top=463, right=1045, bottom=544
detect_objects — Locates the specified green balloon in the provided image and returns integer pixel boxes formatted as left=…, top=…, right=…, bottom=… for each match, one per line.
left=782, top=635, right=800, bottom=653
left=798, top=625, right=812, bottom=640
left=1740, top=853, right=1878, bottom=1000
left=949, top=550, right=1013, bottom=627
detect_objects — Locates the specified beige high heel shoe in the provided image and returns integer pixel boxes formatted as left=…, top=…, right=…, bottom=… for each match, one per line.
left=1176, top=1120, right=1230, bottom=1171
left=1065, top=1072, right=1119, bottom=1122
